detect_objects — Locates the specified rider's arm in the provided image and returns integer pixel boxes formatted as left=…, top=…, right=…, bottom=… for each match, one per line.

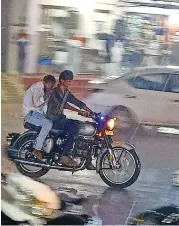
left=67, top=93, right=87, bottom=110
left=82, top=105, right=93, bottom=114
left=64, top=103, right=81, bottom=113
left=51, top=89, right=85, bottom=112
left=67, top=92, right=92, bottom=114
left=50, top=89, right=92, bottom=114
left=32, top=88, right=46, bottom=108
left=49, top=90, right=81, bottom=114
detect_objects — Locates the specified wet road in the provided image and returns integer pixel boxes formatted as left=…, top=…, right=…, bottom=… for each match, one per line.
left=2, top=106, right=179, bottom=224
left=39, top=129, right=179, bottom=225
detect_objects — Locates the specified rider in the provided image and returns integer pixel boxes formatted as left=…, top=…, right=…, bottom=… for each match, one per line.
left=47, top=70, right=94, bottom=168
left=22, top=75, right=56, bottom=160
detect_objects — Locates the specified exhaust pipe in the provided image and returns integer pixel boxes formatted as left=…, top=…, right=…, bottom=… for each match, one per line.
left=14, top=159, right=51, bottom=168
left=13, top=159, right=84, bottom=171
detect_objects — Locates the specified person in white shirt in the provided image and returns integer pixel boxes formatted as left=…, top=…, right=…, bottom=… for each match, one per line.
left=22, top=75, right=56, bottom=160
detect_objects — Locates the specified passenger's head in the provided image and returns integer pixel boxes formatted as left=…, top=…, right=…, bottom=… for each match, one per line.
left=59, top=70, right=74, bottom=89
left=43, top=75, right=56, bottom=92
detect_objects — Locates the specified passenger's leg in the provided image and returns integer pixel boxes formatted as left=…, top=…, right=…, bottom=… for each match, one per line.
left=25, top=111, right=53, bottom=159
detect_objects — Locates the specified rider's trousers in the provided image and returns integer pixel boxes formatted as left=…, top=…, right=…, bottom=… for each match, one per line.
left=24, top=111, right=53, bottom=150
left=52, top=117, right=79, bottom=156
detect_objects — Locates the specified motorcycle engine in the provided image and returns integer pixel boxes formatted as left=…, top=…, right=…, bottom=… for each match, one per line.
left=42, top=138, right=54, bottom=154
left=74, top=137, right=92, bottom=158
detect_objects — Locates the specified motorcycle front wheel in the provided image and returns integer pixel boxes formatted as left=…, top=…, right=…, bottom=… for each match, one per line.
left=98, top=147, right=141, bottom=188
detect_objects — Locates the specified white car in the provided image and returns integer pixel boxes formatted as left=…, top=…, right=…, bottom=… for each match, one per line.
left=83, top=66, right=179, bottom=129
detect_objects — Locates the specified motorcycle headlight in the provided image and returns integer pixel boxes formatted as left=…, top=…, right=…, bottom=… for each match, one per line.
left=106, top=118, right=116, bottom=131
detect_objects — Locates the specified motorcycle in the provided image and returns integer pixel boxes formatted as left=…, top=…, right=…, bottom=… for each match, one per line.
left=6, top=112, right=141, bottom=188
left=1, top=173, right=99, bottom=225
left=130, top=206, right=179, bottom=225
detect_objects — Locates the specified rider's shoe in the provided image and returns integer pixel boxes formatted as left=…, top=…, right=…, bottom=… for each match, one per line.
left=86, top=162, right=95, bottom=170
left=32, top=150, right=43, bottom=161
left=86, top=157, right=95, bottom=170
left=59, top=156, right=78, bottom=167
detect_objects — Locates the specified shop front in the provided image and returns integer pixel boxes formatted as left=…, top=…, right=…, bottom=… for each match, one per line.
left=120, top=7, right=179, bottom=67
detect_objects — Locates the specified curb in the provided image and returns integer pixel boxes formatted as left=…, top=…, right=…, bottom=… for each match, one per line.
left=2, top=74, right=97, bottom=101
left=22, top=73, right=98, bottom=80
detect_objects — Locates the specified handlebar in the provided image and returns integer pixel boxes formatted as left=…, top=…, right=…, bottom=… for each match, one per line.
left=78, top=111, right=101, bottom=119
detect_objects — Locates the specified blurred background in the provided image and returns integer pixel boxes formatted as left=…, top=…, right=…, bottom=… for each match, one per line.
left=2, top=0, right=179, bottom=76
left=1, top=2, right=179, bottom=222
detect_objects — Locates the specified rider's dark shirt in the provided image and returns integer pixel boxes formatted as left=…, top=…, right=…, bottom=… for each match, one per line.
left=47, top=85, right=85, bottom=120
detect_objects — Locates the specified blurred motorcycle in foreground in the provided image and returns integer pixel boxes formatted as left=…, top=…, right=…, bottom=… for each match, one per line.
left=129, top=169, right=179, bottom=225
left=1, top=173, right=100, bottom=225
left=7, top=112, right=141, bottom=188
left=130, top=206, right=179, bottom=225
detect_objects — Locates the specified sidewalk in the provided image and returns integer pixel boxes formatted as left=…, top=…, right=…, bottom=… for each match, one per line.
left=2, top=73, right=97, bottom=105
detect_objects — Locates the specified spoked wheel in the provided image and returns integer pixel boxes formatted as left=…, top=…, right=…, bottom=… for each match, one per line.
left=99, top=147, right=141, bottom=188
left=18, top=140, right=44, bottom=172
left=14, top=132, right=49, bottom=178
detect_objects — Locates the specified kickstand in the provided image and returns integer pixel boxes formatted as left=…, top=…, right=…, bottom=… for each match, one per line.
left=72, top=168, right=75, bottom=174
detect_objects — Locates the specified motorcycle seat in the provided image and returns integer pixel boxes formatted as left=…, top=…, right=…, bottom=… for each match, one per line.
left=23, top=122, right=62, bottom=134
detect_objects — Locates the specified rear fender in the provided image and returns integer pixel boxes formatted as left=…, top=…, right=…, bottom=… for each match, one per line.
left=13, top=130, right=37, bottom=147
left=7, top=131, right=38, bottom=160
left=96, top=142, right=136, bottom=173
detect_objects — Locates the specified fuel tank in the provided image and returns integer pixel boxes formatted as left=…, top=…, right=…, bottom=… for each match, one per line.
left=78, top=121, right=96, bottom=137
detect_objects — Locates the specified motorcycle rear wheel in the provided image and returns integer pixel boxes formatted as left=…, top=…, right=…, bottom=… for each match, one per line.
left=99, top=147, right=141, bottom=188
left=14, top=132, right=49, bottom=178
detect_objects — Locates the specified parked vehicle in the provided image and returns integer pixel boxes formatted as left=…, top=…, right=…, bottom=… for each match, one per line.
left=130, top=205, right=179, bottom=225
left=6, top=112, right=141, bottom=188
left=85, top=66, right=179, bottom=129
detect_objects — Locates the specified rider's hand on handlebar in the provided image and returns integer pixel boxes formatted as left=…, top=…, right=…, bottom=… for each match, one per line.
left=78, top=110, right=91, bottom=117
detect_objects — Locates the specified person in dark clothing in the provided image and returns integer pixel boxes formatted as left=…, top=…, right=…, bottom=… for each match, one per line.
left=16, top=29, right=29, bottom=73
left=105, top=34, right=112, bottom=63
left=47, top=70, right=93, bottom=167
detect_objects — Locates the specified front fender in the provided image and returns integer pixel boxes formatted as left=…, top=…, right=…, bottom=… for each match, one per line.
left=13, top=130, right=37, bottom=147
left=119, top=142, right=135, bottom=151
left=96, top=142, right=137, bottom=174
